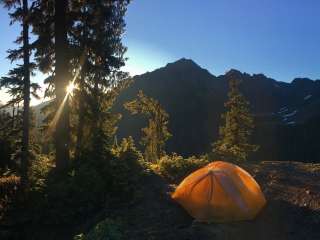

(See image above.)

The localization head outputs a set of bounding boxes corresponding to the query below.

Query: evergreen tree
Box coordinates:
[0,110,15,170]
[124,90,171,162]
[1,0,40,185]
[31,0,130,164]
[212,74,258,162]
[21,0,31,186]
[30,0,74,169]
[69,0,130,159]
[0,108,22,171]
[54,0,70,169]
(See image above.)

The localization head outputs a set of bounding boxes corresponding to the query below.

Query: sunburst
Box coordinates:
[66,82,76,95]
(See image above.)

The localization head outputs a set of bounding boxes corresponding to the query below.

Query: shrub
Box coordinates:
[110,137,146,201]
[34,137,146,225]
[0,174,20,195]
[29,154,54,191]
[74,218,123,240]
[157,153,209,182]
[37,157,113,224]
[0,174,20,218]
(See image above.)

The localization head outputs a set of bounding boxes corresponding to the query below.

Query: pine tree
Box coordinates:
[124,90,171,162]
[30,0,73,169]
[0,109,15,170]
[1,0,40,186]
[31,0,130,164]
[54,0,70,169]
[21,0,31,186]
[69,0,130,159]
[212,73,258,162]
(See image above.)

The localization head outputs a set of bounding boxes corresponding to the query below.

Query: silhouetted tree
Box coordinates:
[31,0,130,164]
[0,109,19,170]
[54,0,70,169]
[125,90,171,162]
[1,0,40,185]
[69,0,130,159]
[30,0,72,170]
[212,76,258,162]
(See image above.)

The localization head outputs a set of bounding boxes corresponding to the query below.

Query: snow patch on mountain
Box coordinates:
[283,110,297,118]
[304,94,312,100]
[278,107,288,114]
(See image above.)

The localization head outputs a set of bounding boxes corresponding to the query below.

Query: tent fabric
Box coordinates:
[171,161,266,222]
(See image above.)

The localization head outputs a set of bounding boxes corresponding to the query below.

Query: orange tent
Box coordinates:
[172,161,266,222]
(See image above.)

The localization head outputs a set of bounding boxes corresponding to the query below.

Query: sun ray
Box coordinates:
[47,50,87,134]
[66,82,76,95]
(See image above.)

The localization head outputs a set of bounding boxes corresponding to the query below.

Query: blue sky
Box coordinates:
[123,0,320,81]
[1,0,320,103]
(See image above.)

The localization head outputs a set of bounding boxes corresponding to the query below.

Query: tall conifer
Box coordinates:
[213,72,258,162]
[125,91,171,162]
[1,0,40,185]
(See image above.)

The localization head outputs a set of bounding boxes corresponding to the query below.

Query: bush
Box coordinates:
[157,153,209,182]
[110,137,146,201]
[33,137,146,225]
[0,174,20,218]
[29,154,54,191]
[41,162,109,224]
[0,174,20,195]
[74,218,123,240]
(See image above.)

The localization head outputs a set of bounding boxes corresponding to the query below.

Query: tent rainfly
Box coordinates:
[172,161,266,222]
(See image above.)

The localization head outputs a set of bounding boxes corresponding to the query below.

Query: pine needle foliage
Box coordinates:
[213,74,258,162]
[124,91,171,162]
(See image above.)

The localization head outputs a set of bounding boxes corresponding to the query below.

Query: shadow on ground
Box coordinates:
[189,200,320,240]
[120,162,320,240]
[1,161,319,240]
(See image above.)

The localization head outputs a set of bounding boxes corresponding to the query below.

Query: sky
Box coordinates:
[1,0,320,104]
[122,0,320,80]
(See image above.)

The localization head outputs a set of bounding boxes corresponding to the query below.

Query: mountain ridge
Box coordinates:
[137,58,320,84]
[114,58,320,162]
[26,58,320,162]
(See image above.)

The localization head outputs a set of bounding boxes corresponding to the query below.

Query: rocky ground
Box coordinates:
[1,161,320,239]
[118,161,320,240]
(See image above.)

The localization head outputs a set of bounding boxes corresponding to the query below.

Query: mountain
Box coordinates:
[114,58,320,162]
[0,101,48,126]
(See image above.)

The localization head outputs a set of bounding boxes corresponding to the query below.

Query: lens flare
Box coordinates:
[47,50,86,135]
[66,82,76,95]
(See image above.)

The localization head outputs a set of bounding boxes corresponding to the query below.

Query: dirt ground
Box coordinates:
[118,161,320,240]
[1,161,319,240]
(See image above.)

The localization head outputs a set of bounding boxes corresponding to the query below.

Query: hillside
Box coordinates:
[114,58,320,162]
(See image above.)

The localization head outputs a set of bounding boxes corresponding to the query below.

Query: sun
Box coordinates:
[66,82,76,95]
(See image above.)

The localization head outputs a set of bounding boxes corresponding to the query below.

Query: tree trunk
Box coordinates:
[54,0,70,170]
[75,73,85,159]
[21,0,30,187]
[75,21,89,160]
[75,18,88,160]
[12,104,15,128]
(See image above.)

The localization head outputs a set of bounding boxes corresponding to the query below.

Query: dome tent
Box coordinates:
[172,161,266,222]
